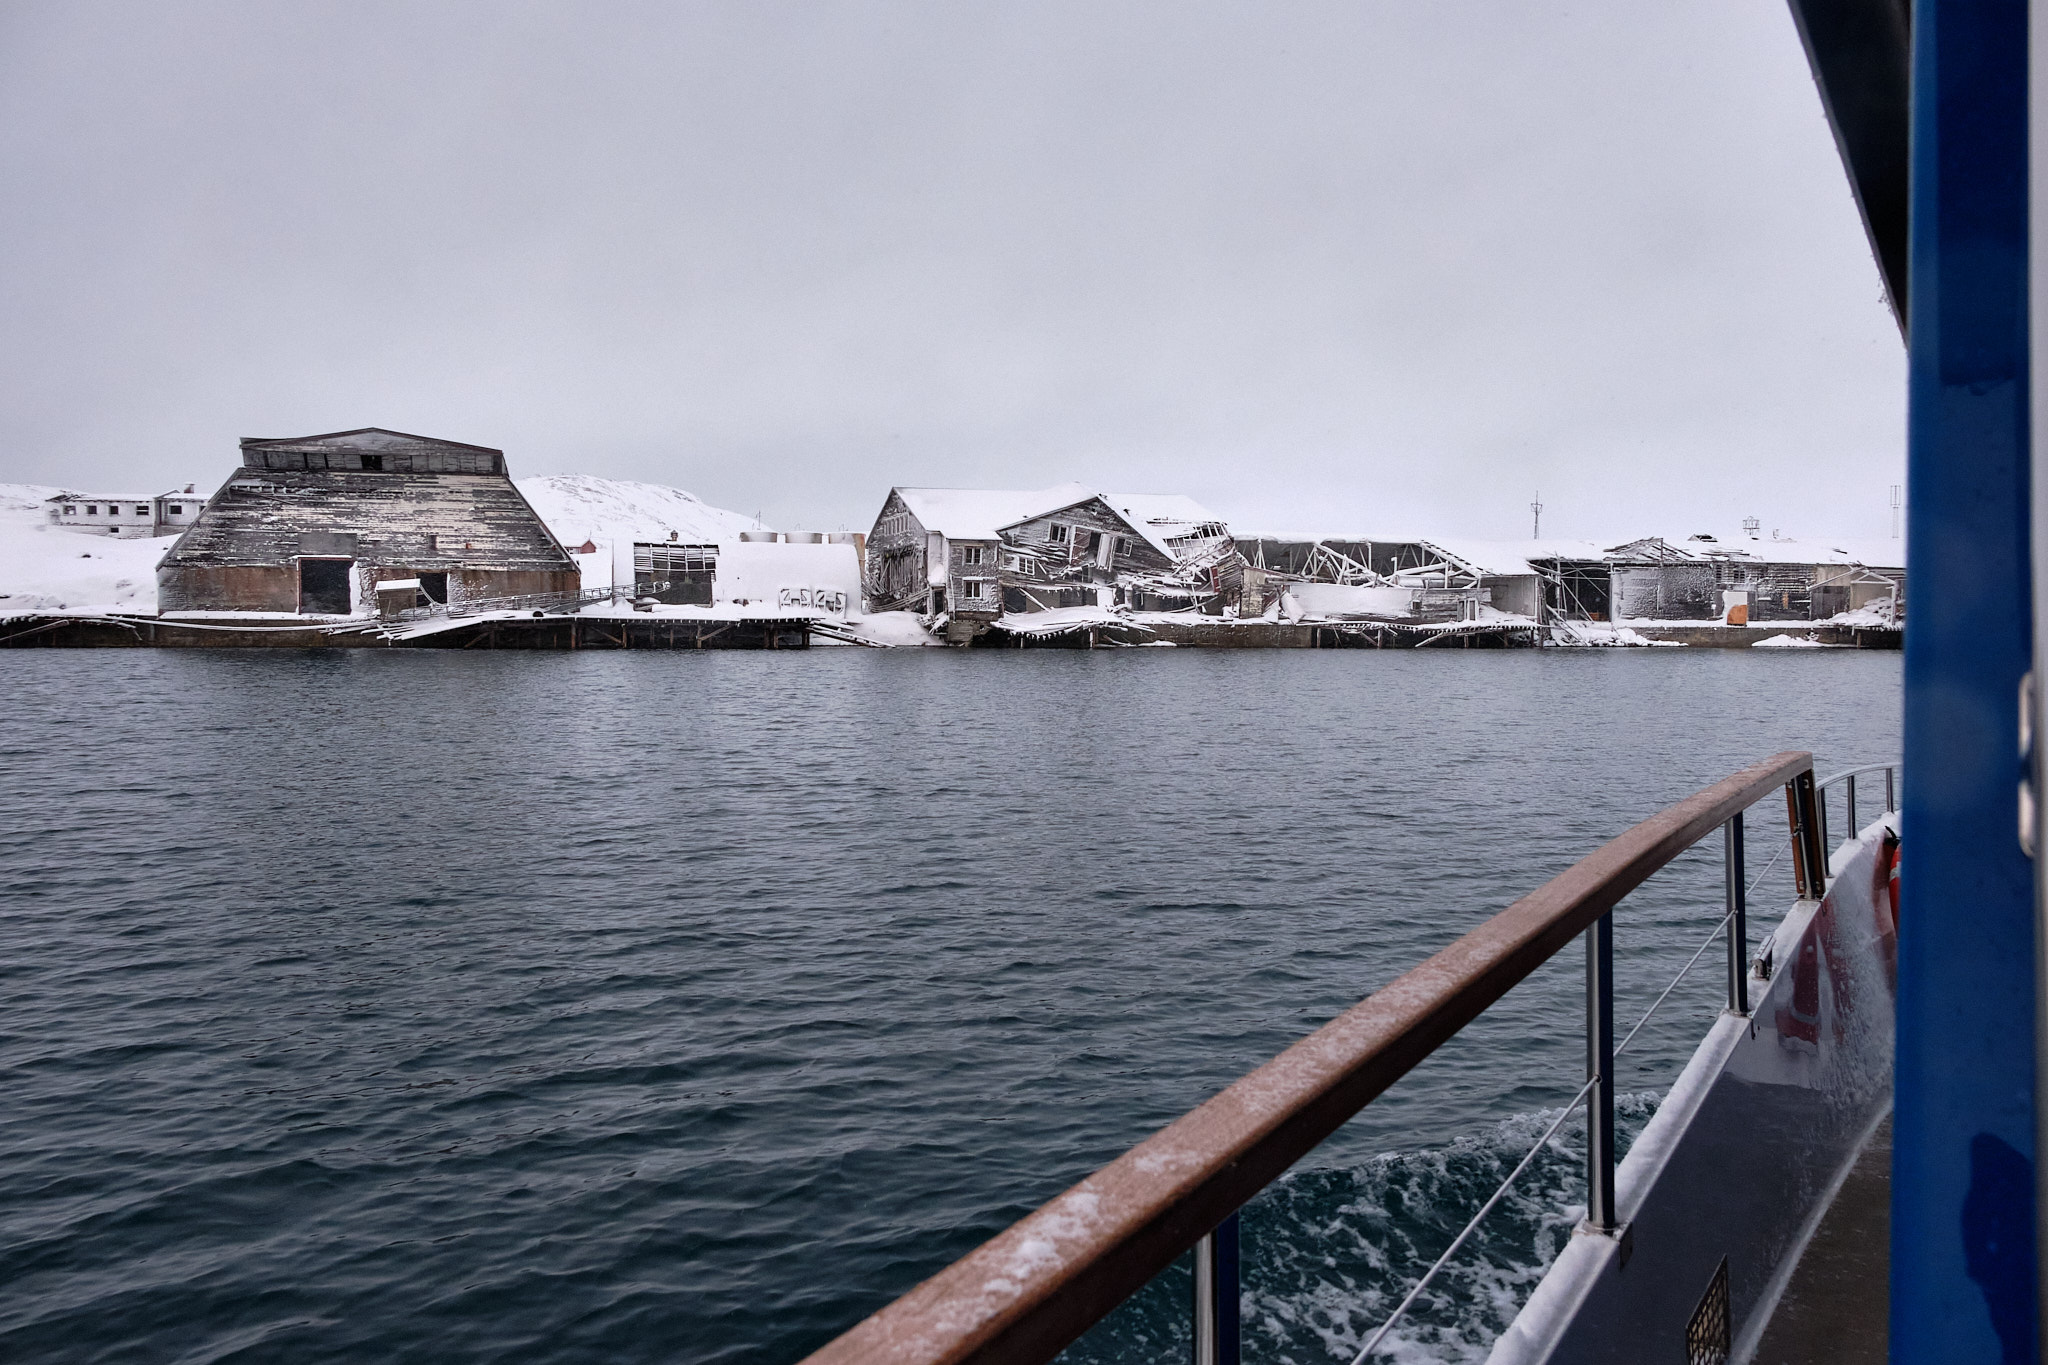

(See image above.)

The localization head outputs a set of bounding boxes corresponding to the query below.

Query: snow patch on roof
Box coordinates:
[893,484,1094,541]
[1103,492,1228,558]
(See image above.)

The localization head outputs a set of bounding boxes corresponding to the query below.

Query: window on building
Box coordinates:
[62,505,75,516]
[360,454,385,471]
[1047,523,1068,543]
[167,505,183,515]
[85,505,98,515]
[958,578,988,601]
[962,545,983,566]
[1114,536,1131,556]
[135,506,149,516]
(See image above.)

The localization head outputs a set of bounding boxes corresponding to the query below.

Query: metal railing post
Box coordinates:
[1725,813,1749,1014]
[1846,773,1858,838]
[1191,1214,1239,1365]
[1819,784,1831,853]
[1585,913,1616,1232]
[1886,765,1896,813]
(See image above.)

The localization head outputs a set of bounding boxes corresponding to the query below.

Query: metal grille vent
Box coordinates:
[1686,1255,1731,1365]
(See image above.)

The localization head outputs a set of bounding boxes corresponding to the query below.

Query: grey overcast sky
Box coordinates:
[0,0,1903,540]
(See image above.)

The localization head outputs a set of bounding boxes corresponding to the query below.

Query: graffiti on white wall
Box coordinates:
[778,586,848,613]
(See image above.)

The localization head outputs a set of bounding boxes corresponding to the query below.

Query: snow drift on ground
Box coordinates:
[992,604,1151,637]
[1285,582,1417,619]
[834,611,943,647]
[1823,599,1901,628]
[1753,633,1837,648]
[0,483,166,615]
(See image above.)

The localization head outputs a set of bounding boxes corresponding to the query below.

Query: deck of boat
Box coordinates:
[1751,1115,1891,1364]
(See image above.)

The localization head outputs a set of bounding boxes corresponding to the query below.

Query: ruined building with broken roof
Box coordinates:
[156,428,578,616]
[864,484,1244,643]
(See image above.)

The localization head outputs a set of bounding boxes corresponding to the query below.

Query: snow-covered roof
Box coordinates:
[516,474,769,547]
[893,485,1230,555]
[892,483,1094,541]
[1639,531,1905,568]
[1418,537,1615,576]
[1103,492,1230,558]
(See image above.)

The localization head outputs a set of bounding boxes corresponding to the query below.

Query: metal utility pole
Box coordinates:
[1531,491,1543,539]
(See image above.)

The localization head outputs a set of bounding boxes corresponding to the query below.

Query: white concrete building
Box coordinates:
[46,485,205,538]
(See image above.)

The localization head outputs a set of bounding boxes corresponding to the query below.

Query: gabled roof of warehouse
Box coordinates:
[240,427,505,455]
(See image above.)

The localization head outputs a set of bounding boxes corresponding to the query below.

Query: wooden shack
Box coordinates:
[156,429,577,615]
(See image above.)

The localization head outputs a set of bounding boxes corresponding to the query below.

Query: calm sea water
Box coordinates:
[0,648,1900,1364]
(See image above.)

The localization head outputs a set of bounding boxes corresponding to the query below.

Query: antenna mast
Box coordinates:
[1890,484,1902,538]
[1530,491,1543,539]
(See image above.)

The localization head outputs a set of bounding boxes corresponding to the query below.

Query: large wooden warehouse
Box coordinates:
[156,428,578,615]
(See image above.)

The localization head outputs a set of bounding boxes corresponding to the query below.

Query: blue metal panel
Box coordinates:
[1895,1,2037,1359]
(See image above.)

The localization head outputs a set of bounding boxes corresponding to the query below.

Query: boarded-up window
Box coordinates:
[298,558,352,614]
[418,572,449,605]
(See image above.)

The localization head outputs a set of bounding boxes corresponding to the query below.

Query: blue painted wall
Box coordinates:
[1894,1,2036,1359]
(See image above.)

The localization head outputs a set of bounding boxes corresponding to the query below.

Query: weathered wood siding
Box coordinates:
[158,430,576,613]
[1005,498,1176,579]
[865,491,931,612]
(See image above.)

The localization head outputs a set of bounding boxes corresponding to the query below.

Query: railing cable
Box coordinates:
[1614,907,1736,1060]
[1349,1076,1598,1365]
[1354,899,1744,1358]
[1745,840,1787,899]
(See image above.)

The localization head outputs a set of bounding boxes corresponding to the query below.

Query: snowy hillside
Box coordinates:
[516,474,772,594]
[516,475,768,547]
[0,482,166,615]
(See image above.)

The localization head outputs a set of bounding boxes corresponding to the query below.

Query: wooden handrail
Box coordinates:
[800,751,1815,1365]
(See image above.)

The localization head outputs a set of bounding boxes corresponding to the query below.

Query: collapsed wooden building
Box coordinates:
[864,484,1243,642]
[156,429,578,615]
[1244,531,1905,627]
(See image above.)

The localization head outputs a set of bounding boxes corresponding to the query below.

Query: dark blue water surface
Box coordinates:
[0,648,1900,1364]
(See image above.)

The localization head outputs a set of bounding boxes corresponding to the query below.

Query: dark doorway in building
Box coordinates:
[298,558,353,614]
[418,572,449,605]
